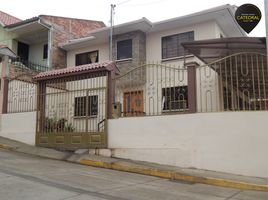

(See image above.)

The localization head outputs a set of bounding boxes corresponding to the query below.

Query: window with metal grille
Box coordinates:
[75,50,99,66]
[162,31,194,59]
[74,95,98,117]
[162,86,188,111]
[117,39,132,60]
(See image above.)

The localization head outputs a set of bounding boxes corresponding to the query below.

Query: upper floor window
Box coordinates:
[75,50,99,66]
[117,39,132,60]
[162,31,194,59]
[43,44,48,59]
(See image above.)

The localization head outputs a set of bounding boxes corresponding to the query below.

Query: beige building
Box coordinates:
[61,4,246,116]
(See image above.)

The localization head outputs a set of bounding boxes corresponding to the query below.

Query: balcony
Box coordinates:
[11,58,49,72]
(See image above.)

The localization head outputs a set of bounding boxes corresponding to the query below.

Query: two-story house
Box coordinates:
[60,4,246,116]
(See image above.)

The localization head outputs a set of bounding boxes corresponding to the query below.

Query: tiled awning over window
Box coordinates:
[33,61,119,81]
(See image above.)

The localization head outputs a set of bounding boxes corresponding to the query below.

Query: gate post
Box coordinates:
[107,69,116,119]
[0,55,9,114]
[186,62,198,113]
[36,81,46,135]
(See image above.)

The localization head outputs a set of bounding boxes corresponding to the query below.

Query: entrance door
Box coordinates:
[123,91,144,116]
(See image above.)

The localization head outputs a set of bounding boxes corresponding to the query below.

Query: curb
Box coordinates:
[79,159,268,192]
[1,142,268,192]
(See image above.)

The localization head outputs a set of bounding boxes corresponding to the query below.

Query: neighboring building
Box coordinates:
[0,11,105,70]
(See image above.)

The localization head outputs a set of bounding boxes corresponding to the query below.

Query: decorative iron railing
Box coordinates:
[10,58,49,72]
[7,59,51,113]
[6,52,268,117]
[114,63,189,117]
[197,52,268,112]
[37,73,108,134]
[114,52,268,117]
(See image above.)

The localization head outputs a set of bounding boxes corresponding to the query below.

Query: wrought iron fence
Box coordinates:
[197,52,268,112]
[37,72,108,134]
[7,61,48,113]
[114,63,189,117]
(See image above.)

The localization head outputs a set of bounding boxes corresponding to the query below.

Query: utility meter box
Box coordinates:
[112,102,121,118]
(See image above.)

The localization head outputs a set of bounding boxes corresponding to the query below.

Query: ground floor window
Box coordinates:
[162,86,188,111]
[74,95,98,117]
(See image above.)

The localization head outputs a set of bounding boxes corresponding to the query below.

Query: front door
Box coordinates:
[123,91,144,116]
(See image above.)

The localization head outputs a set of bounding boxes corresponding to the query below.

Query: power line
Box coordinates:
[120,0,165,7]
[117,0,132,6]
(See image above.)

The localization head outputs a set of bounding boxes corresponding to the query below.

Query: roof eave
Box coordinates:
[60,18,153,50]
[0,46,17,58]
[4,17,39,30]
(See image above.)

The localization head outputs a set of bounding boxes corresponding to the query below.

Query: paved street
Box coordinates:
[0,149,268,200]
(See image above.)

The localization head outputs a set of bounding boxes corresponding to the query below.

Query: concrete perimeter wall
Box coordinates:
[0,112,36,145]
[108,111,268,178]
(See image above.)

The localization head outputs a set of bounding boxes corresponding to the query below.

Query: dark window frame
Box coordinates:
[74,95,98,117]
[17,41,29,62]
[161,31,194,59]
[162,86,188,111]
[117,39,132,60]
[75,50,99,66]
[43,44,48,59]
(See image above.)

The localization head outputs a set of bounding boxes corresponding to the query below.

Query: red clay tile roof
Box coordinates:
[0,10,21,26]
[34,61,118,81]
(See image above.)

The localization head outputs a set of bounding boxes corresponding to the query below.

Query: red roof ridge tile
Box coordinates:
[34,61,117,81]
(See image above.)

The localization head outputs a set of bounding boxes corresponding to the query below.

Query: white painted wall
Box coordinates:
[0,112,36,145]
[108,111,268,178]
[67,43,109,67]
[215,23,226,38]
[29,42,47,66]
[146,20,218,64]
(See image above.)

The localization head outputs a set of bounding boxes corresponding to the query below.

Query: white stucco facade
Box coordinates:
[29,42,48,66]
[108,111,268,178]
[146,21,223,64]
[0,112,36,145]
[67,43,109,67]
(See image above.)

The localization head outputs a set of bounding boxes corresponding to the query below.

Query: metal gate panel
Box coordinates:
[35,67,112,150]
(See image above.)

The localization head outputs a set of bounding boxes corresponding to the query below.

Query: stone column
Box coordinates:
[0,55,9,114]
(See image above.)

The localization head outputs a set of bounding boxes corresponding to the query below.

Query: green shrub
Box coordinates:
[45,117,75,133]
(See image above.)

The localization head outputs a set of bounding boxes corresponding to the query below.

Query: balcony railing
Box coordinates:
[10,58,49,72]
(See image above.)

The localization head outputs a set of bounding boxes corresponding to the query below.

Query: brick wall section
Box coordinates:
[112,30,146,75]
[9,64,39,82]
[40,15,105,69]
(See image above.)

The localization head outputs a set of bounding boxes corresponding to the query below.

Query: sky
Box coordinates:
[1,0,266,37]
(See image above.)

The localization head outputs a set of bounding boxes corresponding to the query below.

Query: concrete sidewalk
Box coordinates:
[1,136,268,192]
